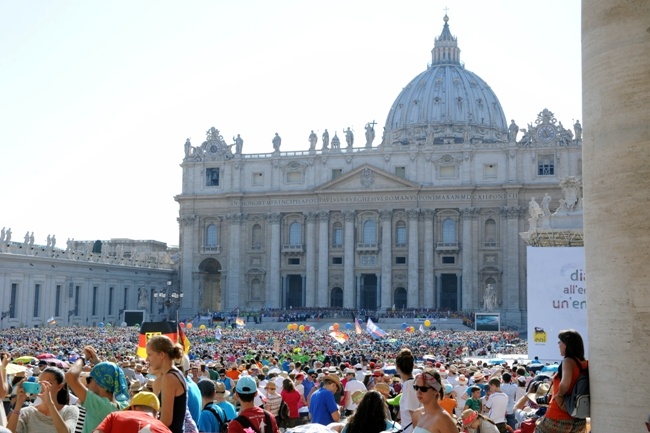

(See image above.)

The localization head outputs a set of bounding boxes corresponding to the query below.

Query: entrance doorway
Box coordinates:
[286,274,303,308]
[198,259,222,312]
[360,274,378,310]
[440,274,458,310]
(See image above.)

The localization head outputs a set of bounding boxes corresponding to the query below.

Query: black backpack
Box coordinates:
[202,403,228,433]
[564,359,590,419]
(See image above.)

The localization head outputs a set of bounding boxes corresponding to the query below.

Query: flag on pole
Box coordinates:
[137,322,178,359]
[215,327,222,341]
[354,318,363,335]
[329,331,349,344]
[178,324,191,355]
[419,324,425,333]
[235,317,245,328]
[366,318,387,338]
[47,316,56,325]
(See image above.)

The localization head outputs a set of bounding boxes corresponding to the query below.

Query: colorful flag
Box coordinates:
[354,318,363,335]
[419,324,425,333]
[46,316,56,325]
[178,324,191,354]
[137,322,178,359]
[215,327,222,341]
[366,318,387,339]
[329,331,349,344]
[235,317,245,327]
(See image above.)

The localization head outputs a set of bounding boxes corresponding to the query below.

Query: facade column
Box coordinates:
[226,213,244,310]
[460,208,478,309]
[317,211,330,307]
[178,215,196,317]
[379,210,393,311]
[502,206,522,322]
[407,208,420,307]
[583,2,650,430]
[305,212,317,307]
[343,210,355,308]
[267,213,281,308]
[423,209,435,308]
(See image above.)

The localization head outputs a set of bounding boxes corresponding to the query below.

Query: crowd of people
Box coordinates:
[0,324,589,433]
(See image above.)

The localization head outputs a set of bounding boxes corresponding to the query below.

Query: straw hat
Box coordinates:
[526,382,550,404]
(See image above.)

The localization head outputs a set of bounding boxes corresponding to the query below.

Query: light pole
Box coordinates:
[154,285,183,322]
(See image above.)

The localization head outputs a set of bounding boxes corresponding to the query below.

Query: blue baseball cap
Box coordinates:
[235,376,257,394]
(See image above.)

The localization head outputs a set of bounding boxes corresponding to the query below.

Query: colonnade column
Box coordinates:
[179,215,196,314]
[317,211,330,307]
[379,210,393,310]
[407,208,420,307]
[226,213,244,309]
[460,208,477,309]
[502,206,521,321]
[343,210,355,308]
[582,1,650,430]
[267,213,281,308]
[305,212,317,307]
[423,209,435,308]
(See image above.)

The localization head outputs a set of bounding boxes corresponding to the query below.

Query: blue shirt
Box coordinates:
[186,378,202,423]
[309,388,338,426]
[216,400,237,421]
[303,379,315,399]
[198,402,226,433]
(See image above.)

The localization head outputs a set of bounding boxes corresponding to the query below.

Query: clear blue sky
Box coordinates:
[0,0,581,247]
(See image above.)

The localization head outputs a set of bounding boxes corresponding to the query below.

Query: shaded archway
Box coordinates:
[394,287,407,309]
[330,287,343,308]
[198,258,222,312]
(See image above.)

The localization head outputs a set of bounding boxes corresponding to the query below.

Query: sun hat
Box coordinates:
[125,391,160,412]
[387,393,402,406]
[457,374,468,385]
[462,409,479,426]
[526,382,550,404]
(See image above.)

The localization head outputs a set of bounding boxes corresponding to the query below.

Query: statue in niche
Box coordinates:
[322,129,329,150]
[541,193,552,216]
[138,287,148,309]
[308,130,317,150]
[272,133,282,151]
[344,127,354,148]
[508,120,519,142]
[483,284,497,311]
[365,122,376,148]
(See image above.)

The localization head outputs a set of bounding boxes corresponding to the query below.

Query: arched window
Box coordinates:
[332,222,343,247]
[251,224,262,249]
[206,224,217,247]
[363,220,376,244]
[289,222,302,245]
[485,219,496,245]
[442,218,456,243]
[395,221,407,246]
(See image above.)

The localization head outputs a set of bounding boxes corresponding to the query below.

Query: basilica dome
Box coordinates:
[383,15,508,145]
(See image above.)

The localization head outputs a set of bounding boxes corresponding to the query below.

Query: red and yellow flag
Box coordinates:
[137,322,180,359]
[177,324,191,355]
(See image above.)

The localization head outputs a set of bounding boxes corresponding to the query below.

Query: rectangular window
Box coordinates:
[332,227,343,247]
[484,164,497,178]
[108,287,114,315]
[395,256,406,264]
[442,256,455,264]
[439,165,457,178]
[252,172,264,186]
[286,171,302,183]
[395,166,406,178]
[33,284,41,317]
[331,169,343,180]
[92,286,98,316]
[288,258,300,265]
[538,156,555,176]
[75,286,80,315]
[55,285,61,317]
[396,226,407,246]
[206,168,220,186]
[10,284,18,318]
[332,257,343,265]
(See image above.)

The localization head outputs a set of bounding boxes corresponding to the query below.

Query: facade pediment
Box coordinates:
[315,164,419,192]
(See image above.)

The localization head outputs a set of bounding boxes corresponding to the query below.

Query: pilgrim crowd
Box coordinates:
[0,325,590,433]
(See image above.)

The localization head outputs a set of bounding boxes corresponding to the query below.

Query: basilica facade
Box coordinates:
[175,16,582,326]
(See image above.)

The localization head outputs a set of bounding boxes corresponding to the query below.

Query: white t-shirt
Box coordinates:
[399,378,420,433]
[344,379,367,411]
[485,391,508,423]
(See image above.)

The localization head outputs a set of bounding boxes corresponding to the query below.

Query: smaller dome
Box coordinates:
[383,16,508,146]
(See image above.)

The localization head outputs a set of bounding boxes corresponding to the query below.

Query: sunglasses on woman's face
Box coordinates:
[413,385,434,392]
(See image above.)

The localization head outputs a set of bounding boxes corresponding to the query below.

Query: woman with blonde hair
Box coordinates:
[146,335,186,433]
[411,370,457,433]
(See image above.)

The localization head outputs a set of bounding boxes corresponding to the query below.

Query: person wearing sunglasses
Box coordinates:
[410,371,457,433]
